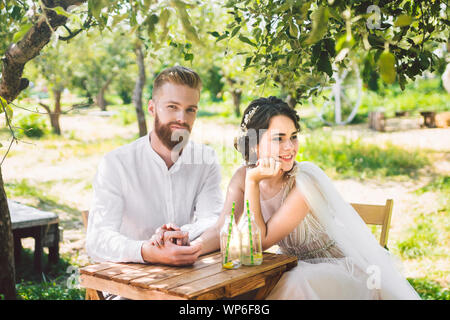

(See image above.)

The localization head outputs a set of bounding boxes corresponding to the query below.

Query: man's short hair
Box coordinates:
[152,66,202,99]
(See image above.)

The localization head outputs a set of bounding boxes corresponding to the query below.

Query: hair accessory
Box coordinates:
[240,105,260,132]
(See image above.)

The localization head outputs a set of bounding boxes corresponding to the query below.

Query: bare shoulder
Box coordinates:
[228,165,247,192]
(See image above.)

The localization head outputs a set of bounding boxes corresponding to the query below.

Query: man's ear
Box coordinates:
[148,100,155,116]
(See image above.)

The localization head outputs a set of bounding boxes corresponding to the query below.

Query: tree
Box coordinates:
[29,40,81,135]
[0,0,201,299]
[218,0,449,102]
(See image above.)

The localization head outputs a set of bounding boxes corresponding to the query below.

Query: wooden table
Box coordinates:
[9,200,61,272]
[80,251,297,300]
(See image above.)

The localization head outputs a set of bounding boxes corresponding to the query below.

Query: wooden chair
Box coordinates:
[351,199,393,249]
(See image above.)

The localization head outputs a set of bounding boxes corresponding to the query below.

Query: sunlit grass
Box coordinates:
[296,132,430,180]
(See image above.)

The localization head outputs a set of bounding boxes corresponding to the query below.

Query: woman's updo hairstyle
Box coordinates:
[234,96,301,165]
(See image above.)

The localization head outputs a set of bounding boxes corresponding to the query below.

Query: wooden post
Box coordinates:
[369,111,385,131]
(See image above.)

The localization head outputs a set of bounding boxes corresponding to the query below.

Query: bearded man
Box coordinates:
[86,66,223,266]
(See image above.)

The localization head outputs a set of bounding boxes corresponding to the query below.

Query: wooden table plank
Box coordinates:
[80,274,187,300]
[80,262,123,276]
[94,266,138,280]
[130,269,187,289]
[224,266,285,298]
[112,253,221,286]
[81,251,298,300]
[169,253,296,299]
[147,263,224,292]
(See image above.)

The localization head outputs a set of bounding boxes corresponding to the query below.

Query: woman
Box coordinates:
[201,96,420,300]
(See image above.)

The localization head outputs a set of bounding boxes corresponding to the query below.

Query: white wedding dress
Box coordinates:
[260,161,420,300]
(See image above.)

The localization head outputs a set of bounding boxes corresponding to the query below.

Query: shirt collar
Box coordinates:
[146,130,193,174]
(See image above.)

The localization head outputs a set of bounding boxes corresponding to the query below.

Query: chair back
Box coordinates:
[351,199,393,248]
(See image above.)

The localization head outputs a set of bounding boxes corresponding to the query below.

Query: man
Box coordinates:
[86,66,223,266]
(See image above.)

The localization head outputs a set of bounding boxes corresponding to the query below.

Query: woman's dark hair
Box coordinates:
[234,96,301,164]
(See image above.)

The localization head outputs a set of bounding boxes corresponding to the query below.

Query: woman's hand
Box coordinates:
[246,157,282,184]
[150,223,189,247]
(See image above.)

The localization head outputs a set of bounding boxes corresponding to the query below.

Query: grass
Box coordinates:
[396,213,442,259]
[407,278,450,300]
[296,132,430,180]
[15,249,85,300]
[5,179,80,216]
[415,176,450,195]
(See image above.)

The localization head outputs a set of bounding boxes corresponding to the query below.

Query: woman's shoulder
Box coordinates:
[228,165,247,191]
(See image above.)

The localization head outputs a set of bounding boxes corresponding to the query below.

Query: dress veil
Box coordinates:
[294,161,420,299]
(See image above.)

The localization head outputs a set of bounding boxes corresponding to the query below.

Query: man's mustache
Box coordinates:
[167,121,190,131]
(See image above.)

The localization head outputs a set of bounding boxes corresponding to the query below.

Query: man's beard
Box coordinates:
[154,113,191,151]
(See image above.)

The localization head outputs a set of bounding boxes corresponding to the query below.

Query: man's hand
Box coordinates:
[149,223,189,247]
[141,231,202,266]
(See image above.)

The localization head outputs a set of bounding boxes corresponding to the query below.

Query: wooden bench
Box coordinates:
[9,200,61,273]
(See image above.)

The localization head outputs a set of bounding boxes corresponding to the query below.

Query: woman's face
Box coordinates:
[257,115,299,172]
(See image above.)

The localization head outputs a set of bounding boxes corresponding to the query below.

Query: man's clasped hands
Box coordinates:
[140,223,202,266]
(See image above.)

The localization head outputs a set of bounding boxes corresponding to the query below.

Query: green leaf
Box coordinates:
[306,6,329,45]
[335,34,355,52]
[88,0,107,23]
[209,31,220,37]
[52,6,70,18]
[12,23,32,43]
[238,35,256,47]
[0,96,13,121]
[317,51,332,77]
[323,38,336,57]
[244,56,252,68]
[184,53,194,61]
[231,26,241,38]
[255,77,267,86]
[289,20,298,38]
[378,51,397,84]
[171,0,200,44]
[395,14,413,27]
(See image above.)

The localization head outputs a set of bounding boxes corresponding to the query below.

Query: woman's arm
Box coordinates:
[192,166,246,255]
[245,159,310,250]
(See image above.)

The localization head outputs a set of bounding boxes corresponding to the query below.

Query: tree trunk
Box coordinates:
[286,94,297,109]
[50,88,62,135]
[39,92,62,135]
[0,1,87,301]
[231,89,242,117]
[0,166,16,300]
[96,78,112,111]
[133,42,147,137]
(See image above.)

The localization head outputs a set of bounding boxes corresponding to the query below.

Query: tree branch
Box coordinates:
[38,102,51,114]
[0,0,87,103]
[59,25,84,41]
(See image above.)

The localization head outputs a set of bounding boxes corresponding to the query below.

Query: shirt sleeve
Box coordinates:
[180,148,223,241]
[86,154,145,263]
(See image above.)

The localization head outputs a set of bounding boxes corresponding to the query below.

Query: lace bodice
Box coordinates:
[260,180,343,260]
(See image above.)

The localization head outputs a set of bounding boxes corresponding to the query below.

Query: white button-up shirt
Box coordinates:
[86,132,223,263]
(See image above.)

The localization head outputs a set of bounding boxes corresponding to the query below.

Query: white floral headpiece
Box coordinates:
[240,105,260,134]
